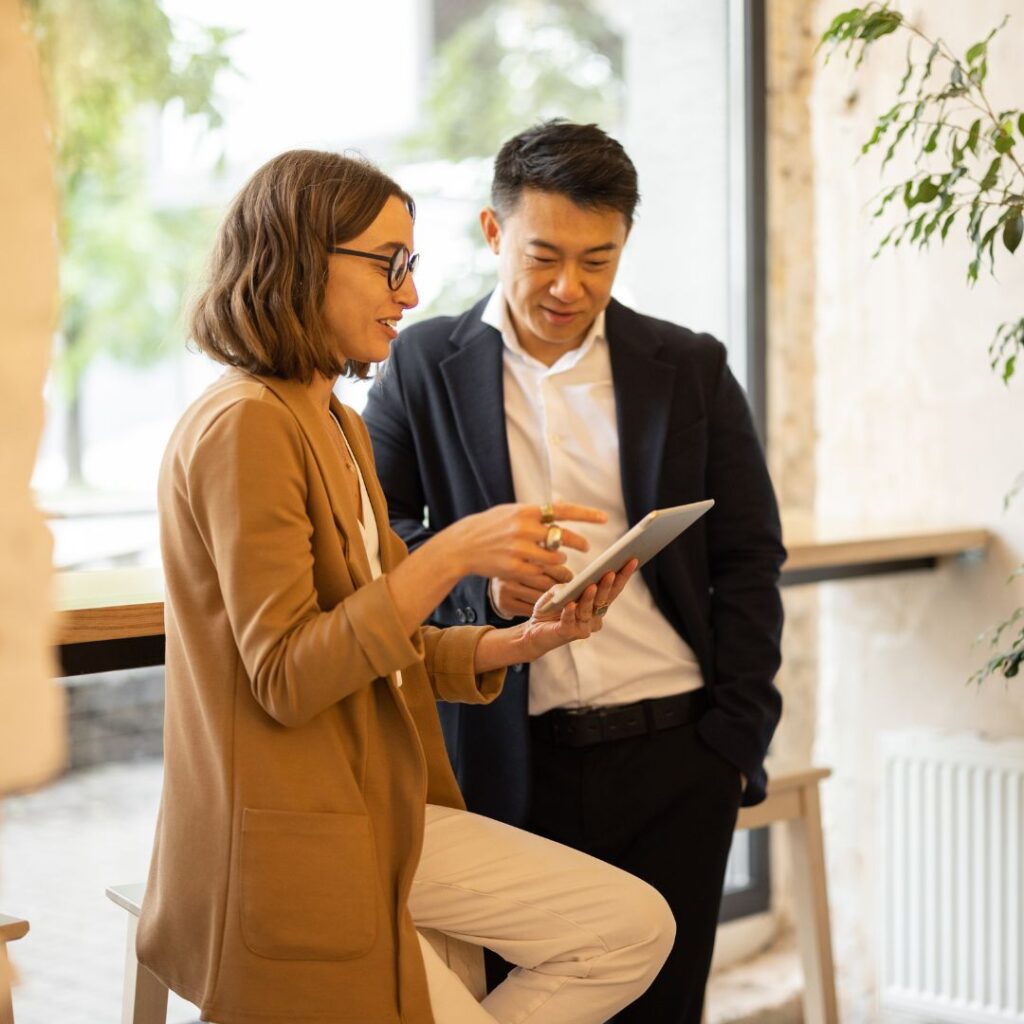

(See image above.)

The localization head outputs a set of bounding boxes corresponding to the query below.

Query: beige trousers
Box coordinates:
[411,804,676,1024]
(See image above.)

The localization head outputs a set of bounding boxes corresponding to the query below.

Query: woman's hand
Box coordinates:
[519,559,639,659]
[387,502,607,639]
[439,502,607,582]
[473,559,638,673]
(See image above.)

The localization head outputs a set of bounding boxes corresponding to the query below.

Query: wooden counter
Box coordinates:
[778,516,988,586]
[55,567,165,646]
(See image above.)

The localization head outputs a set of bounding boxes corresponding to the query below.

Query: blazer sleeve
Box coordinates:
[420,624,505,704]
[185,396,426,728]
[364,349,494,628]
[694,347,786,805]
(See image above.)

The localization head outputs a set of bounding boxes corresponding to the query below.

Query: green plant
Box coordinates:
[818,4,1023,682]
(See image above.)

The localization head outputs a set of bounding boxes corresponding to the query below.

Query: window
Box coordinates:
[35,0,766,566]
[14,3,771,1018]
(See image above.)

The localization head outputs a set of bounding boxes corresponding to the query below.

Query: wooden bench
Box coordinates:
[109,768,837,1024]
[0,914,30,1024]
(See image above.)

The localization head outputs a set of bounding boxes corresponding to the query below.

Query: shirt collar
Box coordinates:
[482,284,606,373]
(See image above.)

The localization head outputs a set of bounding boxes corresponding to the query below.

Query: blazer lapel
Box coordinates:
[606,301,677,529]
[254,374,374,589]
[439,307,516,508]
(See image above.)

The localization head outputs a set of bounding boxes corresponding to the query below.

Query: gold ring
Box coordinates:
[541,525,563,551]
[595,605,609,616]
[540,503,556,524]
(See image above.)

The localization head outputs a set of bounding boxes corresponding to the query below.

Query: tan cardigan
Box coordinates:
[137,369,504,1024]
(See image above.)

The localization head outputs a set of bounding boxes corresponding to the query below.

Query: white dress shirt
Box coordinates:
[482,287,704,715]
[332,412,402,689]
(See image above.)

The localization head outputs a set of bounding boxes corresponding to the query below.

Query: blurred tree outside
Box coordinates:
[403,0,624,318]
[23,0,235,487]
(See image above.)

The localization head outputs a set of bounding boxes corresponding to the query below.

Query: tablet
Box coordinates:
[534,499,714,617]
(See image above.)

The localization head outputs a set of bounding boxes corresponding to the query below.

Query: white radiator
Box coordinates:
[880,732,1024,1023]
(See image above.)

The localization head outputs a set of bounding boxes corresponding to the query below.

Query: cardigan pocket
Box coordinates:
[240,808,378,961]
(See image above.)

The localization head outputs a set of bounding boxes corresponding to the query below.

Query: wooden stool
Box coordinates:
[106,885,167,1024]
[704,767,838,1024]
[0,914,30,1024]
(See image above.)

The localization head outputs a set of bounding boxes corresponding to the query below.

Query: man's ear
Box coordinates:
[479,207,502,253]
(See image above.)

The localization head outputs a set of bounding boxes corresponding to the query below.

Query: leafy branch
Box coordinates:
[819,4,1023,382]
[972,602,1024,682]
[819,5,1023,687]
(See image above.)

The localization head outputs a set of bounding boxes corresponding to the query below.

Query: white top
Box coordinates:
[482,286,703,715]
[331,412,402,689]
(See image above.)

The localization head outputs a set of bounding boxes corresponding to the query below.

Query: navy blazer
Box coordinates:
[364,295,785,822]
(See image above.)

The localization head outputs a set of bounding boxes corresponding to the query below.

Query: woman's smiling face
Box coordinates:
[321,195,419,366]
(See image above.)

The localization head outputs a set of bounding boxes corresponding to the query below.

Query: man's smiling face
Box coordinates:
[480,188,629,365]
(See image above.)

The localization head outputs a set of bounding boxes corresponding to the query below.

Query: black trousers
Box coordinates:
[519,716,743,1024]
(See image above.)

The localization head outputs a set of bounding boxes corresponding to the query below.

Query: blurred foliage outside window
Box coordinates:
[408,0,621,161]
[27,0,623,503]
[402,0,623,319]
[25,0,236,489]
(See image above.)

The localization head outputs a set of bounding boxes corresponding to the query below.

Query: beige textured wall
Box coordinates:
[766,0,821,765]
[767,0,818,518]
[0,1,63,790]
[764,0,821,943]
[810,1,1024,1017]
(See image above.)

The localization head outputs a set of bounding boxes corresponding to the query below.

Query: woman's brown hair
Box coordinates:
[190,149,413,381]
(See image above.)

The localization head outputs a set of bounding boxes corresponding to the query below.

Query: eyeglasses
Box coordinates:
[327,244,420,290]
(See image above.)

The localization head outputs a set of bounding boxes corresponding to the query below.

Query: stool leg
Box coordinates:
[121,914,167,1024]
[787,784,839,1024]
[1,941,14,1024]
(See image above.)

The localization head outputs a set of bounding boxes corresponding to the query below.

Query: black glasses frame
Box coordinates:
[327,244,419,290]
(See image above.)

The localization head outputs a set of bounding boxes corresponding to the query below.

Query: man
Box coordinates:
[364,120,785,1024]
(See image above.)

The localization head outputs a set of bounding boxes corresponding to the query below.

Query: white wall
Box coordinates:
[811,1,1024,1016]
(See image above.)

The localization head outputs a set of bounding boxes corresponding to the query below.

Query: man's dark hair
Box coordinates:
[491,120,640,226]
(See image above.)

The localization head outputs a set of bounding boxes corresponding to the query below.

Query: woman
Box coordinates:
[137,149,674,1024]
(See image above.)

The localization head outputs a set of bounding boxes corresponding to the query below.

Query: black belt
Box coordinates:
[530,689,708,748]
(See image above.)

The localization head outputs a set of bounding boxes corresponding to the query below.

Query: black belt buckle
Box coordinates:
[559,710,599,747]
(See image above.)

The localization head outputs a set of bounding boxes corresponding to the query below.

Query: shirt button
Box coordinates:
[455,609,467,624]
[466,607,477,623]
